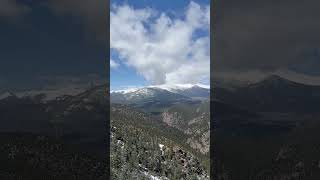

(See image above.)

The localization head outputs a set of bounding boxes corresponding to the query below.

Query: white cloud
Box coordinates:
[110,59,119,69]
[111,1,210,85]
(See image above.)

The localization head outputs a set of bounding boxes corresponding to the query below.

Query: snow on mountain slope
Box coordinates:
[0,91,15,100]
[149,84,210,92]
[111,84,209,94]
[110,84,210,104]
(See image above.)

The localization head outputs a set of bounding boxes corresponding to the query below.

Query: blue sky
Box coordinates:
[110,0,210,13]
[110,0,210,90]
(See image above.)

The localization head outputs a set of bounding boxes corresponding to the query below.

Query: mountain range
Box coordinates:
[213,75,320,113]
[3,74,320,179]
[0,85,108,153]
[111,84,209,111]
[213,75,320,180]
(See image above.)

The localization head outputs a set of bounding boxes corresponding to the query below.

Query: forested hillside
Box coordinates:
[110,104,209,180]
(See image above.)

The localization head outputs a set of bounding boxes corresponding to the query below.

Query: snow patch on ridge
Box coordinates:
[111,88,140,94]
[111,84,209,94]
[0,91,15,100]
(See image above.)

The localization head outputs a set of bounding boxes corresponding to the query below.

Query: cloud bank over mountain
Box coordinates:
[111,1,210,85]
[0,0,107,90]
[214,0,320,84]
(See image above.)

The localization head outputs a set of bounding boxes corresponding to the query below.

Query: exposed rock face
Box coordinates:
[161,102,210,155]
[187,130,210,154]
[161,109,178,127]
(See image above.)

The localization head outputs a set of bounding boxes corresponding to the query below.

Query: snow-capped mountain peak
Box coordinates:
[111,88,140,94]
[149,83,209,92]
[111,84,210,94]
[0,91,16,100]
[110,84,210,104]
